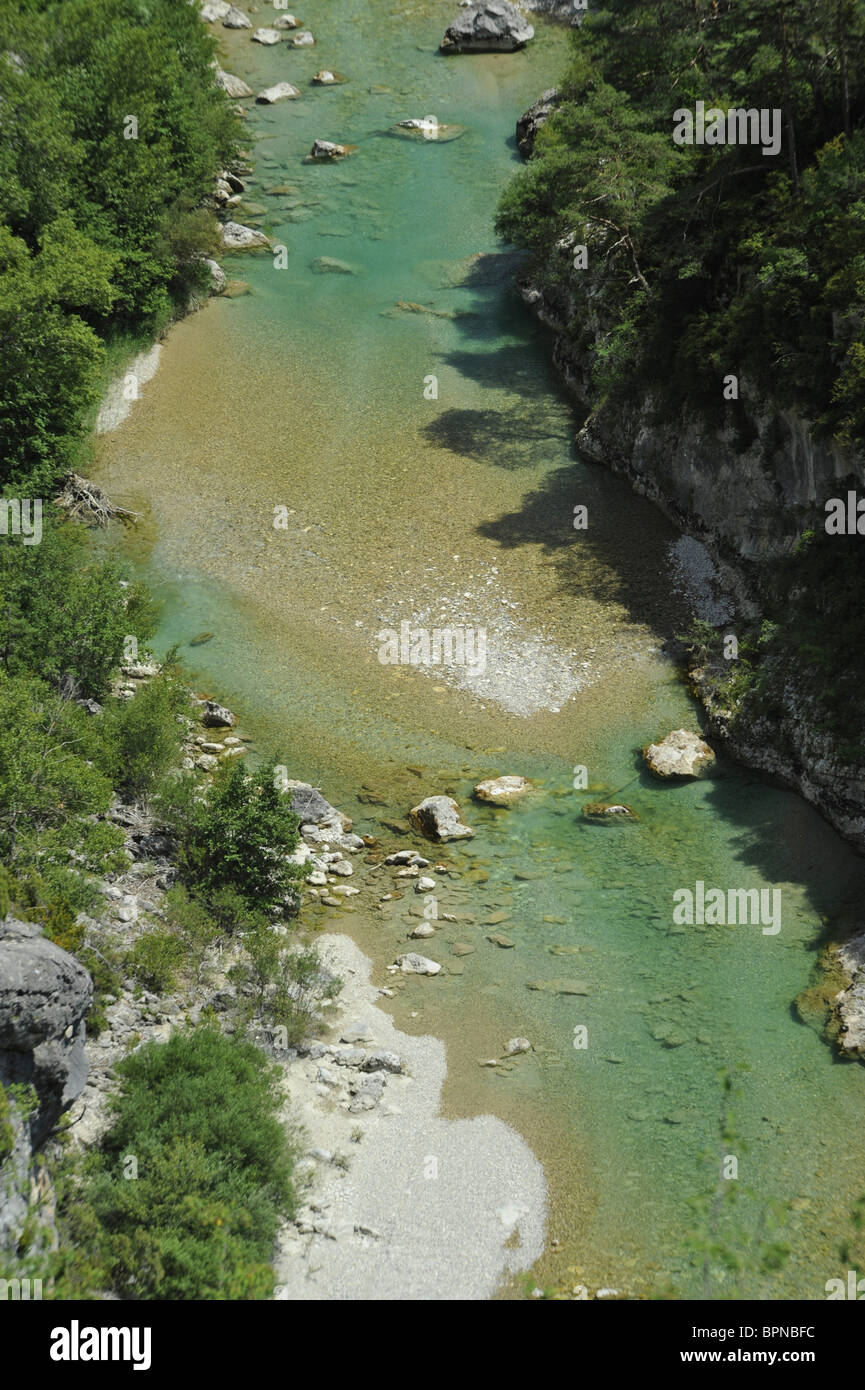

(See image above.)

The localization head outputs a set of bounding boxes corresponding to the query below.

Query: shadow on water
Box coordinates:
[436,261,865,945]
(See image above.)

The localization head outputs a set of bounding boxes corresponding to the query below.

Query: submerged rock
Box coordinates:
[440,2,534,53]
[390,119,467,142]
[409,795,475,842]
[582,802,639,823]
[313,70,346,84]
[310,256,357,275]
[289,30,316,46]
[473,775,530,806]
[643,729,715,778]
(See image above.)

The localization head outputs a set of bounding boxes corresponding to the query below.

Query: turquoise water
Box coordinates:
[95,1,865,1297]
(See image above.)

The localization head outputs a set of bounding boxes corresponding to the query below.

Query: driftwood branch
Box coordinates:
[54,472,139,527]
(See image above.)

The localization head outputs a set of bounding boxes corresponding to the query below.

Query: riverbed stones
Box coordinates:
[385,850,430,867]
[274,13,301,27]
[505,1037,532,1055]
[643,729,715,779]
[256,83,301,104]
[394,953,441,975]
[409,922,435,939]
[409,795,474,842]
[526,978,590,995]
[473,775,530,806]
[440,2,534,52]
[252,27,282,44]
[313,70,346,84]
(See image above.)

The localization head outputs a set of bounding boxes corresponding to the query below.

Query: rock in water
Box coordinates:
[395,953,441,975]
[221,221,271,249]
[643,729,715,778]
[256,83,301,104]
[835,932,865,1056]
[409,795,475,841]
[252,27,282,44]
[222,5,252,29]
[308,139,353,160]
[504,1037,532,1055]
[311,256,357,275]
[473,775,530,806]
[200,0,231,18]
[440,2,534,53]
[214,68,253,98]
[516,89,561,158]
[200,699,236,728]
[582,802,639,822]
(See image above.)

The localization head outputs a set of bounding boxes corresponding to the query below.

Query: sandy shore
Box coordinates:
[273,932,548,1300]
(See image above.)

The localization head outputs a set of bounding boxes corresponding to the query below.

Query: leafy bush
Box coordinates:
[159,760,304,913]
[101,650,191,798]
[54,1028,295,1299]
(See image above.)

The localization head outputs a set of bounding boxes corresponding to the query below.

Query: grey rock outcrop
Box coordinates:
[0,919,92,1146]
[516,88,561,157]
[441,3,534,52]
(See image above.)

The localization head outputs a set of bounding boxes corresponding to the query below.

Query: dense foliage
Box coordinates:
[0,0,239,493]
[52,1029,295,1299]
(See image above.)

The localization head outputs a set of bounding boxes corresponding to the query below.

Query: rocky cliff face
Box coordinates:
[0,918,92,1252]
[514,101,865,854]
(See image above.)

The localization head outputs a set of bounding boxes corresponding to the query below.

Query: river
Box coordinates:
[94,0,865,1299]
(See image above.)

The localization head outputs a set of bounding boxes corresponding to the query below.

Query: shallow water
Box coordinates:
[95,0,865,1298]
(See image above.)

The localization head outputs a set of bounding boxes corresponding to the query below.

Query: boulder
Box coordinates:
[516,88,561,158]
[518,0,585,19]
[473,775,530,806]
[308,139,352,160]
[274,14,301,28]
[289,30,315,46]
[252,27,282,44]
[214,68,253,99]
[313,70,346,84]
[201,1,232,20]
[222,6,252,29]
[283,780,344,827]
[409,795,475,842]
[440,2,534,53]
[221,221,270,250]
[643,729,715,779]
[256,82,301,103]
[200,699,237,727]
[504,1037,532,1055]
[0,919,92,1146]
[395,953,441,976]
[409,922,435,939]
[390,119,467,142]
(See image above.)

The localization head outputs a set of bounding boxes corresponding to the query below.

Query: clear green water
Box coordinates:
[95,0,865,1298]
